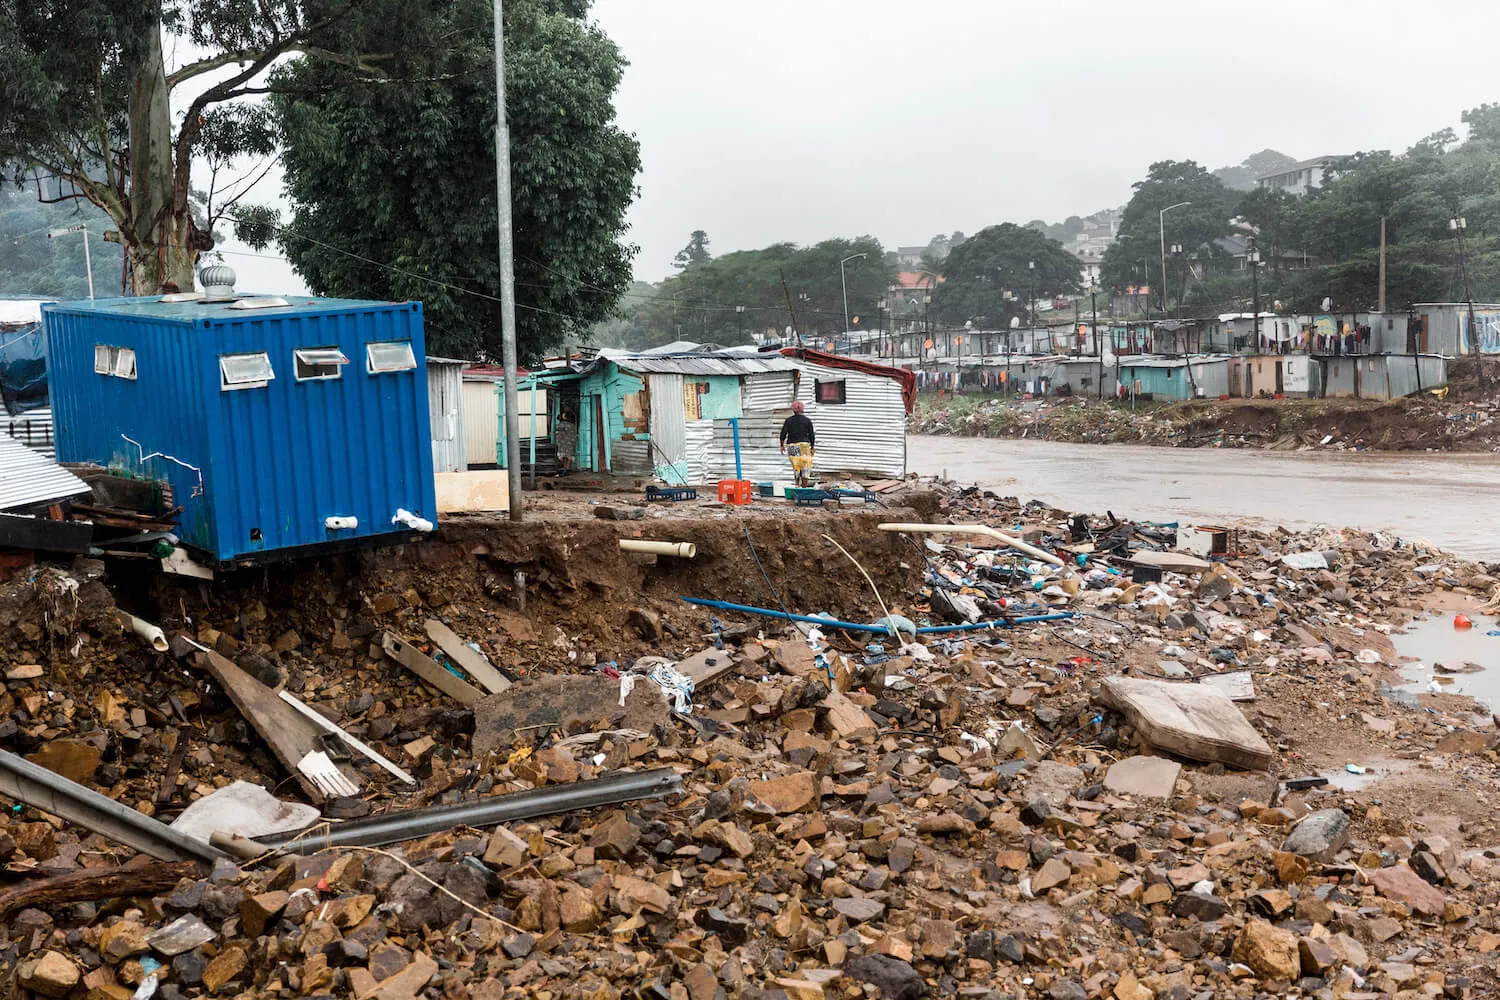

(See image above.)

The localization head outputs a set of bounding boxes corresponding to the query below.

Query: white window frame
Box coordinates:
[293,347,350,382]
[366,340,417,374]
[94,345,137,381]
[220,351,275,391]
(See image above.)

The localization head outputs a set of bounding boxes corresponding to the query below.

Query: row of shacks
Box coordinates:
[498,347,916,484]
[3,295,915,569]
[910,351,1450,402]
[856,304,1494,401]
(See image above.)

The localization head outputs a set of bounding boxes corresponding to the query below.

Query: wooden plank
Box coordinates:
[1128,550,1213,572]
[381,632,483,706]
[435,470,510,513]
[676,647,739,690]
[194,649,360,803]
[424,619,511,694]
[1098,676,1272,770]
[0,513,92,554]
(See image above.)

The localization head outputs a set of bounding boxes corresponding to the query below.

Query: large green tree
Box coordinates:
[0,0,390,294]
[243,0,639,359]
[672,230,711,271]
[932,223,1080,327]
[1101,160,1238,307]
[605,237,893,348]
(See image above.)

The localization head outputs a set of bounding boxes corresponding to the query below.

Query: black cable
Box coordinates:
[739,520,795,626]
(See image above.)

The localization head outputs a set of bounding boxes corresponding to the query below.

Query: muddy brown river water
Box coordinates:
[908,435,1500,561]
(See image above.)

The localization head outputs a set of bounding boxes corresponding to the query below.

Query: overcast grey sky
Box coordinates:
[594,0,1500,281]
[223,0,1500,294]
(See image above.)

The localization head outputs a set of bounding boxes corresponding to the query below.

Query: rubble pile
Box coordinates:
[1,483,1499,1000]
[913,391,1500,453]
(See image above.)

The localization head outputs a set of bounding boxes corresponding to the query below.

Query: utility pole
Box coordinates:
[492,0,523,521]
[1091,277,1101,399]
[1451,216,1485,386]
[1249,247,1262,349]
[1377,216,1387,315]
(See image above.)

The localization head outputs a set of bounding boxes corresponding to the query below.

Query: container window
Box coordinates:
[220,352,274,390]
[814,379,847,404]
[367,340,416,374]
[94,345,136,380]
[294,347,350,381]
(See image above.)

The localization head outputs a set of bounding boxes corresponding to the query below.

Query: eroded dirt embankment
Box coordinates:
[120,507,929,678]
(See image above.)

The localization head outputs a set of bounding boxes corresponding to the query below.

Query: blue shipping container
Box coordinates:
[44,295,437,565]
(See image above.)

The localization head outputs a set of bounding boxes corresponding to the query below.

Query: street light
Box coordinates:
[840,253,867,335]
[48,225,94,300]
[1159,201,1191,313]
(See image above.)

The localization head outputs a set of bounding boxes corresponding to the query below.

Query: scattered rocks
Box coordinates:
[1281,808,1350,862]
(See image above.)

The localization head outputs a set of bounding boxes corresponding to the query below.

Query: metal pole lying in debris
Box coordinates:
[878,521,1065,568]
[247,767,682,853]
[680,597,1074,635]
[0,749,221,863]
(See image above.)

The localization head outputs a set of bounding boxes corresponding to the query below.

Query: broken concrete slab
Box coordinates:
[1103,755,1182,799]
[1097,676,1273,770]
[472,673,669,757]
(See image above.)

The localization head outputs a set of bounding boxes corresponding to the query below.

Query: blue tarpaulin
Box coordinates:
[0,321,47,415]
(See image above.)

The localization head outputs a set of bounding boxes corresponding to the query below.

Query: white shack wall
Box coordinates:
[462,381,500,467]
[646,373,689,482]
[427,362,467,473]
[793,362,907,478]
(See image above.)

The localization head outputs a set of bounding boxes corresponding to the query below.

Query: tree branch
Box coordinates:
[166,49,270,88]
[169,0,372,221]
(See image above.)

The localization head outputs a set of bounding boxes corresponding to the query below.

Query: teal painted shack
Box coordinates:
[1117,356,1230,401]
[519,348,912,482]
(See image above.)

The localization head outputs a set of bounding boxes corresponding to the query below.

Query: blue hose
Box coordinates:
[679,596,1073,635]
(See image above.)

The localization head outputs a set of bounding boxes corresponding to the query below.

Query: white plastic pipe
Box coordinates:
[325,515,358,530]
[392,508,434,532]
[878,522,1065,568]
[122,613,169,653]
[619,539,697,558]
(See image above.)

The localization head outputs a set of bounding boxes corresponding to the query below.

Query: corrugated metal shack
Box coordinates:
[1322,354,1448,400]
[1410,303,1500,355]
[44,295,438,566]
[426,357,468,473]
[1118,356,1232,401]
[531,348,913,483]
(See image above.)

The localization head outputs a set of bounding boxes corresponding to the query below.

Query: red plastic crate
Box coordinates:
[717,479,753,504]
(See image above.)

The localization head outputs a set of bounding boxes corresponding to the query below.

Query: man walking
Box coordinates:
[779,400,816,486]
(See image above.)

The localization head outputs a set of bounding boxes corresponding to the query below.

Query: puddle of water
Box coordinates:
[1393,613,1500,710]
[1321,759,1415,791]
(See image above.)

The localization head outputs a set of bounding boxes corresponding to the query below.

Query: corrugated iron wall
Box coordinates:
[794,362,906,478]
[427,362,466,473]
[647,374,688,483]
[0,435,87,511]
[741,371,795,410]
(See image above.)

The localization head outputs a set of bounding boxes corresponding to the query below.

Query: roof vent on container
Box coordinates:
[198,257,238,301]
